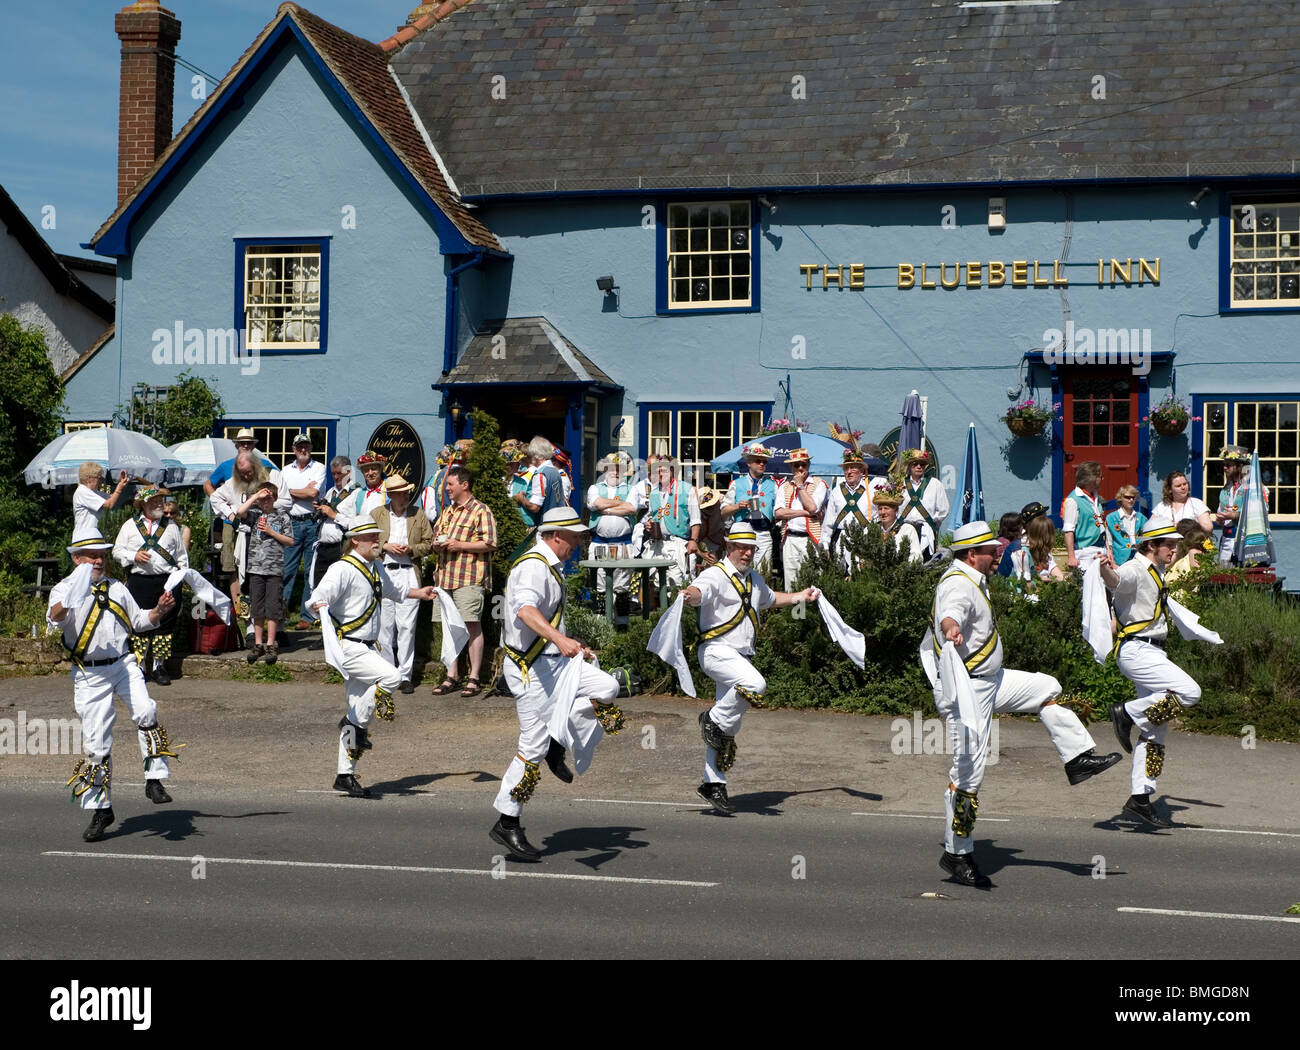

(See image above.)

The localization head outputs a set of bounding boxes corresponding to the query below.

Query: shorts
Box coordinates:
[249,573,284,623]
[431,584,486,623]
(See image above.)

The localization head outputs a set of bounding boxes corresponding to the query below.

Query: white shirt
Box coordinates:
[932,559,1003,677]
[586,478,645,539]
[280,458,327,517]
[385,513,412,568]
[890,521,930,563]
[902,476,949,531]
[72,484,108,532]
[1108,551,1168,642]
[1061,486,1106,534]
[210,469,292,521]
[112,515,189,576]
[348,485,388,524]
[1148,497,1211,529]
[312,555,407,643]
[775,477,828,535]
[693,556,776,656]
[504,540,566,658]
[318,483,357,545]
[820,479,872,551]
[48,575,153,662]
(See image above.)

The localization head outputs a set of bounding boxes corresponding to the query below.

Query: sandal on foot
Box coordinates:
[460,677,483,697]
[430,678,461,695]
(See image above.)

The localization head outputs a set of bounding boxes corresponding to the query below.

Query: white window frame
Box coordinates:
[1228,200,1300,309]
[665,201,754,310]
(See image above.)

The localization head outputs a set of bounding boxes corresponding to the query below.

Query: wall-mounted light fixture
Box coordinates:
[1189,186,1211,208]
[596,275,618,296]
[988,197,1006,231]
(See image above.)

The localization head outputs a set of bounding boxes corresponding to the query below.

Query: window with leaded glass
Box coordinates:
[665,202,754,310]
[1229,201,1300,309]
[1196,396,1298,523]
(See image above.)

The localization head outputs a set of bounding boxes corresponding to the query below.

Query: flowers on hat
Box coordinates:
[873,481,903,507]
[841,448,866,469]
[357,450,387,467]
[901,448,931,465]
[742,443,773,459]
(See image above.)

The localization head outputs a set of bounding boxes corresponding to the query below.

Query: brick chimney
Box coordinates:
[115,0,182,206]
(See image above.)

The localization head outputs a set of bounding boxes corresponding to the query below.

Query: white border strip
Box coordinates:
[852,812,1010,822]
[1181,827,1300,839]
[42,851,716,888]
[1118,907,1300,925]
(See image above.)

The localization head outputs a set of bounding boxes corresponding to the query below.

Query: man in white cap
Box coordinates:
[925,522,1121,888]
[680,522,820,815]
[722,443,778,574]
[311,520,438,797]
[1099,522,1206,828]
[112,486,188,685]
[48,528,183,842]
[773,447,827,589]
[491,508,625,861]
[370,474,434,693]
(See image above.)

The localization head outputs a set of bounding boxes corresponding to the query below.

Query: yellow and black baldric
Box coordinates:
[134,518,177,568]
[331,554,382,638]
[1112,563,1168,657]
[66,582,133,668]
[930,570,1000,674]
[699,565,759,644]
[503,552,567,680]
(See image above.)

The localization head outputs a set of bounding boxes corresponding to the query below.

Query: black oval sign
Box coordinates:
[365,418,425,489]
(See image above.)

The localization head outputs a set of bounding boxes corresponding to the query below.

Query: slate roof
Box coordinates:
[440,317,619,386]
[92,3,500,253]
[386,0,1300,195]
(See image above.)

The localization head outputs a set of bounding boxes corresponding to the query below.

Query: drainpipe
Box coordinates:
[444,249,485,377]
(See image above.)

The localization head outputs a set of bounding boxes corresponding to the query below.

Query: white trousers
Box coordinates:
[698,642,767,785]
[1117,640,1202,796]
[782,533,813,590]
[643,535,690,587]
[752,530,773,576]
[933,667,1091,854]
[594,538,634,594]
[494,654,619,817]
[337,638,402,774]
[377,565,419,681]
[71,654,169,811]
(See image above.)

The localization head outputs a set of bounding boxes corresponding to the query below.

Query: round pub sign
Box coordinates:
[365,418,425,488]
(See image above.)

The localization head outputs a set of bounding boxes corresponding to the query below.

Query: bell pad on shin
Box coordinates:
[1144,740,1166,779]
[736,685,767,710]
[716,737,737,773]
[374,687,397,722]
[592,701,625,734]
[1146,691,1182,726]
[140,723,184,770]
[951,788,979,838]
[67,756,111,803]
[510,759,542,804]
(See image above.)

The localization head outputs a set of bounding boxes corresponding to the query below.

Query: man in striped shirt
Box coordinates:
[430,466,498,697]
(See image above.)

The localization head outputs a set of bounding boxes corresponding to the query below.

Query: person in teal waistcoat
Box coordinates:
[721,443,778,574]
[1105,484,1147,566]
[1061,460,1111,569]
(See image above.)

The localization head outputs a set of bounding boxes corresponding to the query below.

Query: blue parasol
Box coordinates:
[946,422,986,531]
[709,431,887,476]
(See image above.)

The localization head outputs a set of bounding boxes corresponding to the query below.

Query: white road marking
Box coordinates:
[42,851,717,887]
[1181,827,1300,839]
[1118,907,1300,925]
[573,798,704,807]
[851,812,1010,822]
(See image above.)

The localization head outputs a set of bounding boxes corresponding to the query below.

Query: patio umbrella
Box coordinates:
[1232,448,1275,566]
[946,422,986,531]
[23,427,183,488]
[709,432,887,477]
[900,390,924,454]
[166,437,239,486]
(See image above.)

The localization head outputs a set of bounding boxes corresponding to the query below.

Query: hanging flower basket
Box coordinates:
[999,398,1057,440]
[1150,415,1188,437]
[1143,395,1198,438]
[1006,416,1048,439]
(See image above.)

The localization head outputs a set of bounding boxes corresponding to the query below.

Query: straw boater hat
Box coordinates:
[357,450,387,468]
[233,428,256,442]
[902,448,932,467]
[1221,445,1249,463]
[67,526,114,555]
[742,443,773,460]
[383,475,414,495]
[537,508,590,535]
[725,522,760,547]
[872,481,903,508]
[346,520,381,539]
[697,487,721,510]
[133,485,168,507]
[841,447,866,470]
[786,448,811,467]
[1137,522,1180,546]
[949,522,999,551]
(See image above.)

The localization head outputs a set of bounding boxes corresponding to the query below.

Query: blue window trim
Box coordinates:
[234,237,330,357]
[1219,190,1300,315]
[637,401,772,464]
[216,417,336,469]
[1191,393,1299,528]
[655,200,761,316]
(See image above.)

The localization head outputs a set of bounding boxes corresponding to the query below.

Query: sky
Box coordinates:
[0,0,412,261]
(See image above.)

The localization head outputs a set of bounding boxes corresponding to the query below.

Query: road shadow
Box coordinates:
[974,839,1115,879]
[730,785,884,815]
[368,771,497,795]
[1094,796,1181,833]
[539,825,650,870]
[108,808,289,843]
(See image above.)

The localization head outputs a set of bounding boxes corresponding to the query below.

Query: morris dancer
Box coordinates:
[1061,460,1111,570]
[898,449,947,561]
[48,528,184,842]
[873,482,929,562]
[922,523,1120,888]
[311,520,437,798]
[1100,523,1221,828]
[491,509,625,861]
[112,486,187,685]
[774,448,827,588]
[820,448,874,574]
[680,523,819,815]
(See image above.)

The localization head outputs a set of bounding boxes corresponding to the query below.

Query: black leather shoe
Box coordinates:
[82,807,115,842]
[940,850,992,888]
[400,680,414,695]
[490,818,542,861]
[545,739,574,784]
[145,779,172,804]
[1123,794,1172,828]
[153,667,171,686]
[333,774,372,798]
[1065,749,1123,786]
[696,782,735,815]
[1110,702,1134,753]
[699,710,727,750]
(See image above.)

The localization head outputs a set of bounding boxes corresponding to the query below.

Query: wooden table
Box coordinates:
[577,556,677,623]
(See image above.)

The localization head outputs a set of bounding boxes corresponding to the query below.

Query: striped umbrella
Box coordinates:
[1232,448,1275,566]
[23,428,183,487]
[166,437,239,486]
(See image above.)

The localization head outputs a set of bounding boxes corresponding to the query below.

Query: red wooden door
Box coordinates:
[1061,369,1139,498]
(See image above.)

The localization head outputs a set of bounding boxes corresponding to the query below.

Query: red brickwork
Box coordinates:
[115,1,181,206]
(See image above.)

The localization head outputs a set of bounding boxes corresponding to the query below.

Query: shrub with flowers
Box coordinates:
[999,398,1058,426]
[1142,395,1200,435]
[760,417,808,436]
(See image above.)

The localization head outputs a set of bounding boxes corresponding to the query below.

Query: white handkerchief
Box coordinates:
[184,569,233,625]
[1167,596,1224,645]
[940,641,983,750]
[1082,558,1114,665]
[547,656,604,775]
[434,588,470,669]
[165,568,187,592]
[320,615,349,680]
[919,629,939,689]
[816,594,865,669]
[648,593,696,697]
[60,562,94,612]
